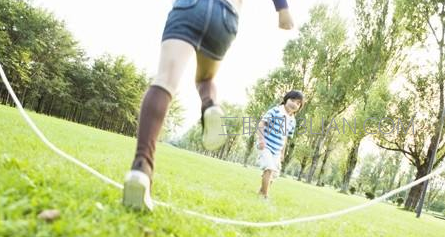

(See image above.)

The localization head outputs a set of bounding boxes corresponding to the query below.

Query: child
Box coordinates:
[123,0,295,210]
[257,90,304,199]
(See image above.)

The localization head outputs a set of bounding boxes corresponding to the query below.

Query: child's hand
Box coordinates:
[278,8,294,30]
[258,140,266,150]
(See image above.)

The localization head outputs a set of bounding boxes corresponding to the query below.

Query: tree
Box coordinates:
[338,0,412,192]
[381,0,445,211]
[0,0,79,109]
[0,0,151,136]
[295,5,351,184]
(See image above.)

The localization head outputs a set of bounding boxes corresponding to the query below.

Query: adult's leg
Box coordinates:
[195,51,221,111]
[195,51,226,150]
[123,39,194,210]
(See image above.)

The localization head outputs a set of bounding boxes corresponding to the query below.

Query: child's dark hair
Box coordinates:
[281,90,305,110]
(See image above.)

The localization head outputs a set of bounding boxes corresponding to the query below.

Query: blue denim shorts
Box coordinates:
[162,0,239,60]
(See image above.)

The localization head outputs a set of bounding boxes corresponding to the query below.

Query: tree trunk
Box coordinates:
[281,142,293,172]
[225,136,237,159]
[72,105,78,122]
[0,86,6,104]
[282,132,298,171]
[217,142,226,159]
[340,141,359,193]
[77,108,81,122]
[120,120,126,134]
[20,87,27,108]
[306,135,326,183]
[243,135,255,166]
[96,112,104,128]
[5,92,10,105]
[385,158,401,193]
[298,156,309,181]
[36,95,45,113]
[404,163,428,211]
[317,137,333,186]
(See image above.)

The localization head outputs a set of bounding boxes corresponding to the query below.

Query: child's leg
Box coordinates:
[195,51,226,150]
[124,39,194,210]
[260,169,273,197]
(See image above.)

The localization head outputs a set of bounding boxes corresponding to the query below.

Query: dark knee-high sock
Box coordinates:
[132,85,171,179]
[196,79,217,113]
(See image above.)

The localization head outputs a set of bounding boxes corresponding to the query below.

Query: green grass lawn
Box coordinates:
[1,104,444,237]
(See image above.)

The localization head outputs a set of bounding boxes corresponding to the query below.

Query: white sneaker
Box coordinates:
[202,105,227,150]
[123,170,154,211]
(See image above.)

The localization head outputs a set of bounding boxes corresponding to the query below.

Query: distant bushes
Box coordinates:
[396,197,404,206]
[365,192,375,200]
[349,186,356,195]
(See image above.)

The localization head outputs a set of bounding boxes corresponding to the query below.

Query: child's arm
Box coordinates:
[280,137,287,162]
[257,120,267,150]
[272,0,294,30]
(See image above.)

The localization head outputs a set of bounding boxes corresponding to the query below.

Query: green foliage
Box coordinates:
[349,186,357,195]
[365,192,375,200]
[396,197,404,206]
[355,150,402,195]
[429,201,445,213]
[160,96,185,141]
[372,0,445,209]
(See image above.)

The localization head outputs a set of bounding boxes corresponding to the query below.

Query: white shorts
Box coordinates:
[258,149,281,173]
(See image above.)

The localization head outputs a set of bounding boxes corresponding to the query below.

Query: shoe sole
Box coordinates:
[202,106,227,150]
[123,171,153,210]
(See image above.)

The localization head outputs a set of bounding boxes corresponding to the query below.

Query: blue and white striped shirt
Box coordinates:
[261,105,296,155]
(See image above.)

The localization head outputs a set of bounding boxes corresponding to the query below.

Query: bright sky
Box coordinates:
[32,0,355,135]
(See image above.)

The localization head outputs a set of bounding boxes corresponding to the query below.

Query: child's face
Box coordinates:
[285,98,302,113]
